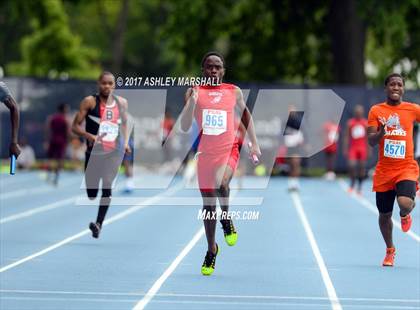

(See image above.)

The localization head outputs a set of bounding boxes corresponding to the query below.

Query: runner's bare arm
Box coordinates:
[236,87,261,156]
[2,96,21,157]
[0,82,21,156]
[119,96,131,153]
[180,87,197,132]
[367,125,385,147]
[367,107,385,147]
[72,96,96,143]
[2,96,19,144]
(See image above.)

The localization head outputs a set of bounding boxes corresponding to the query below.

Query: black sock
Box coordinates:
[96,205,109,227]
[96,189,112,226]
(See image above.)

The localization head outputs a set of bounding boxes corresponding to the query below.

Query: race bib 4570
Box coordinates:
[384,139,406,159]
[202,109,227,136]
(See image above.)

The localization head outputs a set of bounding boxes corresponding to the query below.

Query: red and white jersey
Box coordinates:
[194,83,238,155]
[99,100,121,152]
[348,118,368,150]
[323,121,340,152]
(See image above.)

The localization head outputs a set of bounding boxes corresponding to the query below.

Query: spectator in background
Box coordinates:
[16,137,35,169]
[323,120,340,180]
[46,103,70,185]
[284,107,304,191]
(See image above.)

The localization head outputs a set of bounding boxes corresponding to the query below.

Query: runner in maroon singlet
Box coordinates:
[46,103,70,185]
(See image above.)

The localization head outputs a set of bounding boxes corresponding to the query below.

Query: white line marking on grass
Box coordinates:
[132,227,205,310]
[338,180,420,243]
[0,184,182,273]
[0,197,75,224]
[290,192,342,310]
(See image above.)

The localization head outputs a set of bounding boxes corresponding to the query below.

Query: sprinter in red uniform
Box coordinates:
[344,105,369,194]
[181,52,260,276]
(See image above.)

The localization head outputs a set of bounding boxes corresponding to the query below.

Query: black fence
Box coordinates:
[1,77,419,173]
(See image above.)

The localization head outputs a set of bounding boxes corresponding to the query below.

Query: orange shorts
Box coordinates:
[372,160,419,192]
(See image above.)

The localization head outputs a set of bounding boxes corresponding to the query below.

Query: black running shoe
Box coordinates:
[220,219,238,246]
[201,243,219,276]
[89,222,101,239]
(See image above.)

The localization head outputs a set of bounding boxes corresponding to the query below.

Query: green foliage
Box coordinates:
[5,0,100,79]
[360,0,420,87]
[0,0,418,86]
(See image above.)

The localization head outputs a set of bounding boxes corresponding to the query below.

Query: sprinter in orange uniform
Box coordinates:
[367,73,420,267]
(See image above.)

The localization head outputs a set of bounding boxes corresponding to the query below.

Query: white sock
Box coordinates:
[288,177,299,188]
[126,177,134,189]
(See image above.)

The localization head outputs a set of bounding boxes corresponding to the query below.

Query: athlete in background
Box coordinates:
[284,108,304,191]
[323,120,340,180]
[46,103,70,185]
[344,105,369,194]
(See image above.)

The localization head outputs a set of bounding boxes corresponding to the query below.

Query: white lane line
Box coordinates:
[0,197,76,224]
[2,297,419,309]
[132,227,205,310]
[0,290,419,304]
[0,184,182,273]
[290,192,342,310]
[0,178,78,201]
[338,180,420,243]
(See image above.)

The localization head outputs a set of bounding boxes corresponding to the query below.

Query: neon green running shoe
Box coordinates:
[201,244,219,276]
[221,219,237,246]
